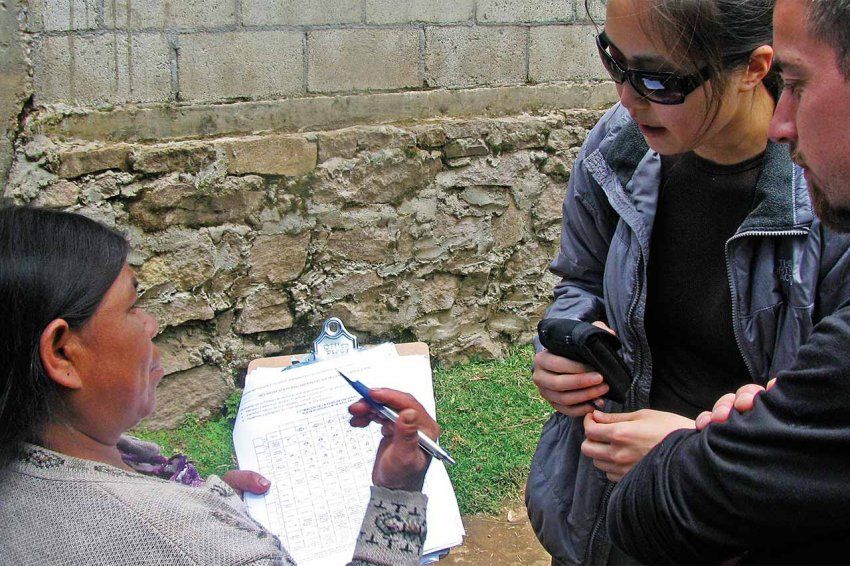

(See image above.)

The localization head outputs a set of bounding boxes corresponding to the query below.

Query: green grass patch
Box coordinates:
[133,344,551,516]
[434,345,550,514]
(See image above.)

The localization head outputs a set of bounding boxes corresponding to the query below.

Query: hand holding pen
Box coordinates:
[345,374,445,492]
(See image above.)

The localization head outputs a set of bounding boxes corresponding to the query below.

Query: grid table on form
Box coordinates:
[251,412,384,558]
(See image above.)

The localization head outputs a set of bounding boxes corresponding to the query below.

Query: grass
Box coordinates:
[133,344,551,516]
[433,345,551,514]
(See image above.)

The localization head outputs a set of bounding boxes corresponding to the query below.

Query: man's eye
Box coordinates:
[782,79,803,97]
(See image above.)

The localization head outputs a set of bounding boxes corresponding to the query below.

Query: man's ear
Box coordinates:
[741,45,775,90]
[39,319,84,390]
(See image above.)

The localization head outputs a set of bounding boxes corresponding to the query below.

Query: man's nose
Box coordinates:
[769,90,798,144]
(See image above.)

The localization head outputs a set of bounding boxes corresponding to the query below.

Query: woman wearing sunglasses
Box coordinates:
[526,0,850,564]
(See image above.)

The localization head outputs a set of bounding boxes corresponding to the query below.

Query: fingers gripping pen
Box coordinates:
[338,370,456,466]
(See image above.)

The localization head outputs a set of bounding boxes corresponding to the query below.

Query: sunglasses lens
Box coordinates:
[633,74,685,105]
[594,33,699,105]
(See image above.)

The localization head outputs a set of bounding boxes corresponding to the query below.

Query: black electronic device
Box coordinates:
[537,318,632,404]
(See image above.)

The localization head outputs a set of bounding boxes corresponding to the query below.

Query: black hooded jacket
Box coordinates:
[607,302,850,564]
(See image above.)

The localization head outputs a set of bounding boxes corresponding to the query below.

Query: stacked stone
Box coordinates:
[5,107,603,428]
[0,0,622,426]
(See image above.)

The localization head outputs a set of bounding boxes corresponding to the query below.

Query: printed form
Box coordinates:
[233,344,464,566]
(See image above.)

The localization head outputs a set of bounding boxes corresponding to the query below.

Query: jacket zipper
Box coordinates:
[586,481,616,565]
[724,228,808,379]
[624,250,647,409]
[585,250,646,564]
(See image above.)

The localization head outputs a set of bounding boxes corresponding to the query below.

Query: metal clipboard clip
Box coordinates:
[282,317,360,371]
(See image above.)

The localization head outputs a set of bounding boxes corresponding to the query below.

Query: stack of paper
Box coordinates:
[233,344,465,565]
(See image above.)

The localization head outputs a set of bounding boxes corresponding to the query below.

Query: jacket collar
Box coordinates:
[740,140,812,231]
[597,110,812,233]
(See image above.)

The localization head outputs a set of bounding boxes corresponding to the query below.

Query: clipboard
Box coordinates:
[236,318,464,563]
[247,317,429,373]
[247,342,430,372]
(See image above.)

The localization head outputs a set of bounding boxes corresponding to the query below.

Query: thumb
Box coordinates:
[222,470,272,495]
[394,409,424,445]
[592,320,616,335]
[695,410,712,431]
[591,409,632,423]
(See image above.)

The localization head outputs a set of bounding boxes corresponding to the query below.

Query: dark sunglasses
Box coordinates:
[595,32,711,105]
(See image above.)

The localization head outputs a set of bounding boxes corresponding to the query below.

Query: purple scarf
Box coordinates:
[118,436,204,487]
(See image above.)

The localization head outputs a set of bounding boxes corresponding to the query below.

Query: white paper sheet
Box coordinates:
[233,346,464,566]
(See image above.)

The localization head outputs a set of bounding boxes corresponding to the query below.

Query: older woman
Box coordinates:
[0,205,436,565]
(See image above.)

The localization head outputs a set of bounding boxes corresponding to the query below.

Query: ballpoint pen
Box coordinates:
[338,370,457,466]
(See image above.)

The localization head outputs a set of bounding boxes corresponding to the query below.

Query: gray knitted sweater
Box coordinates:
[0,444,427,565]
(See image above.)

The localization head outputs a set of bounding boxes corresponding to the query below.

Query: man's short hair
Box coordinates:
[808,0,850,80]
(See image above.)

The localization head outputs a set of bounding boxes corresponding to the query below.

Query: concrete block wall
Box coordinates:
[24,0,608,106]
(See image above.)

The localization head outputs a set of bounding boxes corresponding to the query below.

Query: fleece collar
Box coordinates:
[599,117,811,233]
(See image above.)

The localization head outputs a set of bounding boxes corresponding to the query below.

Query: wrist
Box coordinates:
[353,486,428,565]
[374,467,428,492]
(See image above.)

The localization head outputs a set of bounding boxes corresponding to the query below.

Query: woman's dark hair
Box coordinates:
[648,0,781,105]
[0,206,129,464]
[588,0,781,108]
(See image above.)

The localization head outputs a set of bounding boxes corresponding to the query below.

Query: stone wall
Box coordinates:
[1,2,31,186]
[3,1,616,427]
[6,100,607,428]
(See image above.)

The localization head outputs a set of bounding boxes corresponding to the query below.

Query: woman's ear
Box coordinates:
[39,319,84,389]
[741,45,775,90]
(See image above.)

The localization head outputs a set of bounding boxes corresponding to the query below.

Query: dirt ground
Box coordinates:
[442,501,550,565]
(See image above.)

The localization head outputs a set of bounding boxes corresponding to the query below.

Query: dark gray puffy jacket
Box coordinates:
[525,104,850,565]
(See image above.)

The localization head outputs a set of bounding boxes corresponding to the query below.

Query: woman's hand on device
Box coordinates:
[533,351,608,417]
[531,320,614,417]
[532,321,614,417]
[348,388,439,492]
